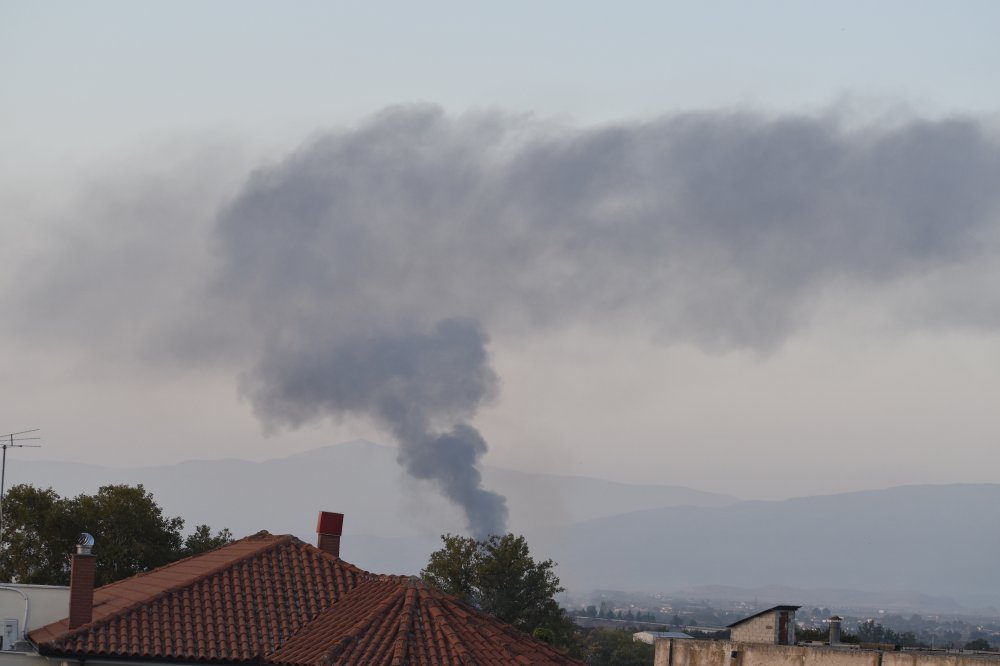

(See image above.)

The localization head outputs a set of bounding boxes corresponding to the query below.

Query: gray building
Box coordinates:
[727,605,800,645]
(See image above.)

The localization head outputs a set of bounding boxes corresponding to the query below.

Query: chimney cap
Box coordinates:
[316,511,344,536]
[76,532,95,555]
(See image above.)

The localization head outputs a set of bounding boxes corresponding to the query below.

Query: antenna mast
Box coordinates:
[0,429,42,548]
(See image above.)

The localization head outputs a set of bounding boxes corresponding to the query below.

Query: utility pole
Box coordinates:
[0,430,41,548]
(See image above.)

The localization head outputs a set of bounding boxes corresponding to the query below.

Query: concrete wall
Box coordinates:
[655,640,1000,666]
[730,614,778,644]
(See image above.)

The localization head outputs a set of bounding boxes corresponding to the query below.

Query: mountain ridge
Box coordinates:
[8,441,996,609]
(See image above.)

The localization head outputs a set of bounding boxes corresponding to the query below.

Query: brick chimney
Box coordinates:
[316,511,344,558]
[68,533,96,629]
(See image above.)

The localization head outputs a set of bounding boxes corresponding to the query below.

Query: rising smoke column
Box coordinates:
[32,105,990,536]
[240,318,507,537]
[204,106,1000,536]
[208,109,523,536]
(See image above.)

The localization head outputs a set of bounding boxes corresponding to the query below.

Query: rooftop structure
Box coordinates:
[726,604,800,645]
[21,512,579,666]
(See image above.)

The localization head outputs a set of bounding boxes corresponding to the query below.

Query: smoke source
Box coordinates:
[241,318,507,537]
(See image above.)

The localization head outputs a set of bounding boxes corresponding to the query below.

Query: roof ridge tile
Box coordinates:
[389,583,418,666]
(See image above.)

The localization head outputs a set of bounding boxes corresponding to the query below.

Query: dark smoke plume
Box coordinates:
[10,105,1000,535]
[241,318,507,537]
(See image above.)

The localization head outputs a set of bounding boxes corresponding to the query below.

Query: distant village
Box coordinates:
[568,593,1000,651]
[568,594,1000,664]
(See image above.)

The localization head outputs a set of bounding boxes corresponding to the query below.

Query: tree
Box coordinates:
[72,485,185,585]
[421,534,481,603]
[796,627,829,642]
[965,638,992,651]
[0,483,232,586]
[183,524,235,556]
[422,533,575,647]
[857,619,883,643]
[0,485,77,584]
[581,629,653,666]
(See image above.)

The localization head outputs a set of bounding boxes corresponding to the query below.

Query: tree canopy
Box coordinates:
[580,629,654,666]
[421,533,576,648]
[0,483,233,586]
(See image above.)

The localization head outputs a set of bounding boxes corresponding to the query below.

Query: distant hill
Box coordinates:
[6,439,736,539]
[9,443,997,610]
[528,484,1000,610]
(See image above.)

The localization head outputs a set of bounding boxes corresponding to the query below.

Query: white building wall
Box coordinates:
[0,585,69,646]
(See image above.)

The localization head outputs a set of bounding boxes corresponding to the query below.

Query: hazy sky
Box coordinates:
[2,2,999,505]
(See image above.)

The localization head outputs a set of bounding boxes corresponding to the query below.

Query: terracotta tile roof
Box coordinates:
[270,577,577,666]
[30,531,581,666]
[31,531,367,661]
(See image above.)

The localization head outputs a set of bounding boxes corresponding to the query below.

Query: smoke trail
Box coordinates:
[240,318,507,537]
[201,106,999,534]
[10,105,1000,533]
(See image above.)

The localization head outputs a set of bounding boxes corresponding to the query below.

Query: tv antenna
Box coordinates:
[0,429,42,548]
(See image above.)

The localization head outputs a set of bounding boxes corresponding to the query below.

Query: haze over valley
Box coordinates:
[10,440,998,610]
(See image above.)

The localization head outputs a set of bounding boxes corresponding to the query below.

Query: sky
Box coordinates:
[2,2,999,519]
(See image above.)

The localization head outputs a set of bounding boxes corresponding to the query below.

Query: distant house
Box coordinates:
[5,511,580,666]
[726,605,800,645]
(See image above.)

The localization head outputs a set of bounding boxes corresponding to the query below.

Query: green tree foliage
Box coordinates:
[964,638,992,651]
[0,485,77,584]
[422,533,576,648]
[0,484,233,586]
[183,524,235,557]
[73,485,185,586]
[580,629,653,666]
[857,619,891,643]
[421,534,481,603]
[796,626,829,641]
[852,620,924,647]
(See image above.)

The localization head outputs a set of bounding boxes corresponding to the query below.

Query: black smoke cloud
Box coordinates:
[211,107,1000,352]
[241,318,507,537]
[10,106,1000,535]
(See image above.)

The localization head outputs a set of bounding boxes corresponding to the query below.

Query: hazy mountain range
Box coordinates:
[7,440,998,610]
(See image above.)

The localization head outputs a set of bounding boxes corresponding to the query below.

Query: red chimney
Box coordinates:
[68,533,96,629]
[316,511,344,558]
